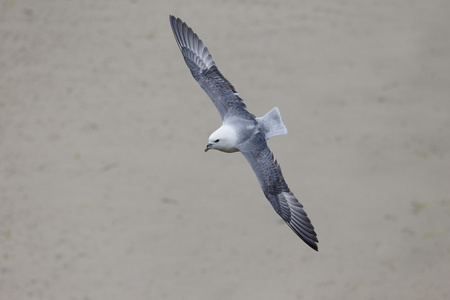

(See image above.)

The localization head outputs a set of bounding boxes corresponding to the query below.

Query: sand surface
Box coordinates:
[1,1,450,299]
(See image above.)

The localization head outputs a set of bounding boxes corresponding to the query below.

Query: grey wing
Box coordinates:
[239,133,318,251]
[170,16,253,120]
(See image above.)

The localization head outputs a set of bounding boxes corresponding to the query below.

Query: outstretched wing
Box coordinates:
[169,15,253,120]
[239,133,318,251]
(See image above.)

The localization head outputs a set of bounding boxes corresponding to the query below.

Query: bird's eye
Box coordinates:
[214,139,220,143]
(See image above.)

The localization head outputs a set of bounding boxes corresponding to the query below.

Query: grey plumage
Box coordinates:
[170,15,318,251]
[170,15,252,121]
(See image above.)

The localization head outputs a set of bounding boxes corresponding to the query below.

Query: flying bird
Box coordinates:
[169,15,318,251]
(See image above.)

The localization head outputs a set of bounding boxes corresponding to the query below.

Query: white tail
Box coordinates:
[256,107,288,140]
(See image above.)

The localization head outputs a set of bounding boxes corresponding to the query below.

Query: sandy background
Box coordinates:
[1,0,450,299]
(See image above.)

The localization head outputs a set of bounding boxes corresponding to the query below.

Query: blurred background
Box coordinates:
[1,0,449,299]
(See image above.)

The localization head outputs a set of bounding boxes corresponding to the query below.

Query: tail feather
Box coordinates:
[257,107,288,140]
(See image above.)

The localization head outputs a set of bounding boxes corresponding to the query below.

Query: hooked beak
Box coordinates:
[204,143,212,152]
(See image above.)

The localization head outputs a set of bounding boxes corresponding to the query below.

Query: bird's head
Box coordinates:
[205,125,239,153]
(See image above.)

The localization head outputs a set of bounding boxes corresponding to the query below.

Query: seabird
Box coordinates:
[169,15,318,251]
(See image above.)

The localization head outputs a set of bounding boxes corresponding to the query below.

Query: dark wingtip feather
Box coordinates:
[286,222,319,251]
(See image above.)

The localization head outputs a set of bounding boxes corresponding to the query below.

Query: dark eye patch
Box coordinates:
[214,139,220,143]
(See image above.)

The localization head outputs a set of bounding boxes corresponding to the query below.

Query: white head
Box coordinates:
[204,124,239,153]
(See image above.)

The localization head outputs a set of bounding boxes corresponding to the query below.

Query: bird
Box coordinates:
[169,15,318,251]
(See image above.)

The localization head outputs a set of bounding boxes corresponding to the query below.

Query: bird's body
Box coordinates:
[169,15,319,251]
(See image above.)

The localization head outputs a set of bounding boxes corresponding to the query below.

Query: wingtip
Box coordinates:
[302,234,319,252]
[285,220,319,251]
[301,236,319,252]
[169,15,181,30]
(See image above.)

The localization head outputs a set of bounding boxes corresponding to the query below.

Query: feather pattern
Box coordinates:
[239,133,318,251]
[170,16,253,120]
